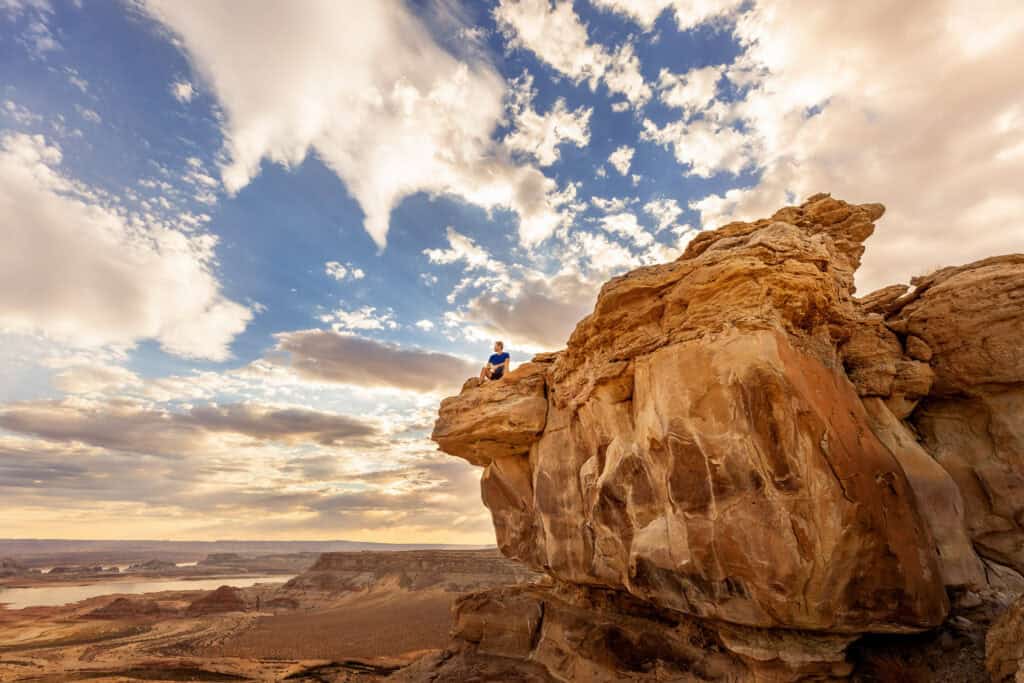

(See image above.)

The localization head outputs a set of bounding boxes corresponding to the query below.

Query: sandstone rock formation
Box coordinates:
[186,585,247,616]
[429,194,1024,681]
[988,595,1024,682]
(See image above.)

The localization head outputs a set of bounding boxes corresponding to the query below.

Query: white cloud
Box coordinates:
[423,227,507,275]
[2,99,41,126]
[608,144,634,175]
[590,195,629,213]
[503,71,591,166]
[52,363,140,394]
[65,67,89,93]
[325,261,365,282]
[643,197,683,232]
[642,116,753,177]
[0,132,252,360]
[600,212,653,246]
[589,0,741,31]
[319,305,398,333]
[494,0,651,106]
[144,1,569,247]
[570,230,641,274]
[657,65,723,115]
[170,79,194,103]
[415,319,435,331]
[686,0,1024,291]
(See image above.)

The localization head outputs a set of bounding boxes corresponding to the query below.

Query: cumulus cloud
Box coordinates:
[273,330,477,393]
[494,0,651,106]
[656,65,723,115]
[423,227,507,274]
[589,0,741,31]
[642,116,753,177]
[144,0,570,247]
[324,261,366,282]
[0,400,379,456]
[319,305,398,333]
[684,0,1024,291]
[608,144,634,175]
[600,212,653,246]
[643,197,683,232]
[591,196,630,213]
[503,71,592,166]
[0,133,252,360]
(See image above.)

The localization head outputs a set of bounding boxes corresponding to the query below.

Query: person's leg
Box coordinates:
[479,366,489,381]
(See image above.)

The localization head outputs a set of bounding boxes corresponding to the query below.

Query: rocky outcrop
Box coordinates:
[988,595,1024,682]
[186,585,247,615]
[88,597,169,619]
[886,256,1024,576]
[433,362,549,466]
[279,549,539,600]
[430,194,1024,681]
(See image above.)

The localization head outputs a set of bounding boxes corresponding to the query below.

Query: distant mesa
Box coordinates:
[127,559,177,572]
[0,557,27,577]
[427,193,1024,681]
[199,553,244,565]
[280,549,540,602]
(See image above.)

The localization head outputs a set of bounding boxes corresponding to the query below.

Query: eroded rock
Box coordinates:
[430,193,1023,681]
[987,595,1024,683]
[432,361,549,466]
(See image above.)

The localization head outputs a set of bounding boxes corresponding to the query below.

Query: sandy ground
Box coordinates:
[0,583,453,682]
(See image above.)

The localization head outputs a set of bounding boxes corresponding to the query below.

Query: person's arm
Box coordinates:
[502,355,510,377]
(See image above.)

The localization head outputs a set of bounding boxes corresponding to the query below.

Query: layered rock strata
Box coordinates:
[280,549,540,597]
[430,194,1024,681]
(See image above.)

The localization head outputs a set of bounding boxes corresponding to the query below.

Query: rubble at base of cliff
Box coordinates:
[428,193,1024,682]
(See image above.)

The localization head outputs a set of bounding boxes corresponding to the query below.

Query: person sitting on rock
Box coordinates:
[480,341,510,382]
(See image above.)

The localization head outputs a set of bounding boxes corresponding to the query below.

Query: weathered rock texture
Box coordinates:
[988,595,1024,682]
[428,194,1024,681]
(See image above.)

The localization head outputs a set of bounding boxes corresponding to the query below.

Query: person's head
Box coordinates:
[493,340,504,352]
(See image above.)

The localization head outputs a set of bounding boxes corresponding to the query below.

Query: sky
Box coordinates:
[1,0,1022,544]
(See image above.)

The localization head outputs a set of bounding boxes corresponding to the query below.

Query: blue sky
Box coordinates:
[1,0,1021,542]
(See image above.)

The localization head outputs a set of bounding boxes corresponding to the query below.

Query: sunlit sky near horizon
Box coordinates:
[1,0,1022,543]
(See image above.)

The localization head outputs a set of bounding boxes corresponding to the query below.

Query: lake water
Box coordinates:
[0,575,293,610]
